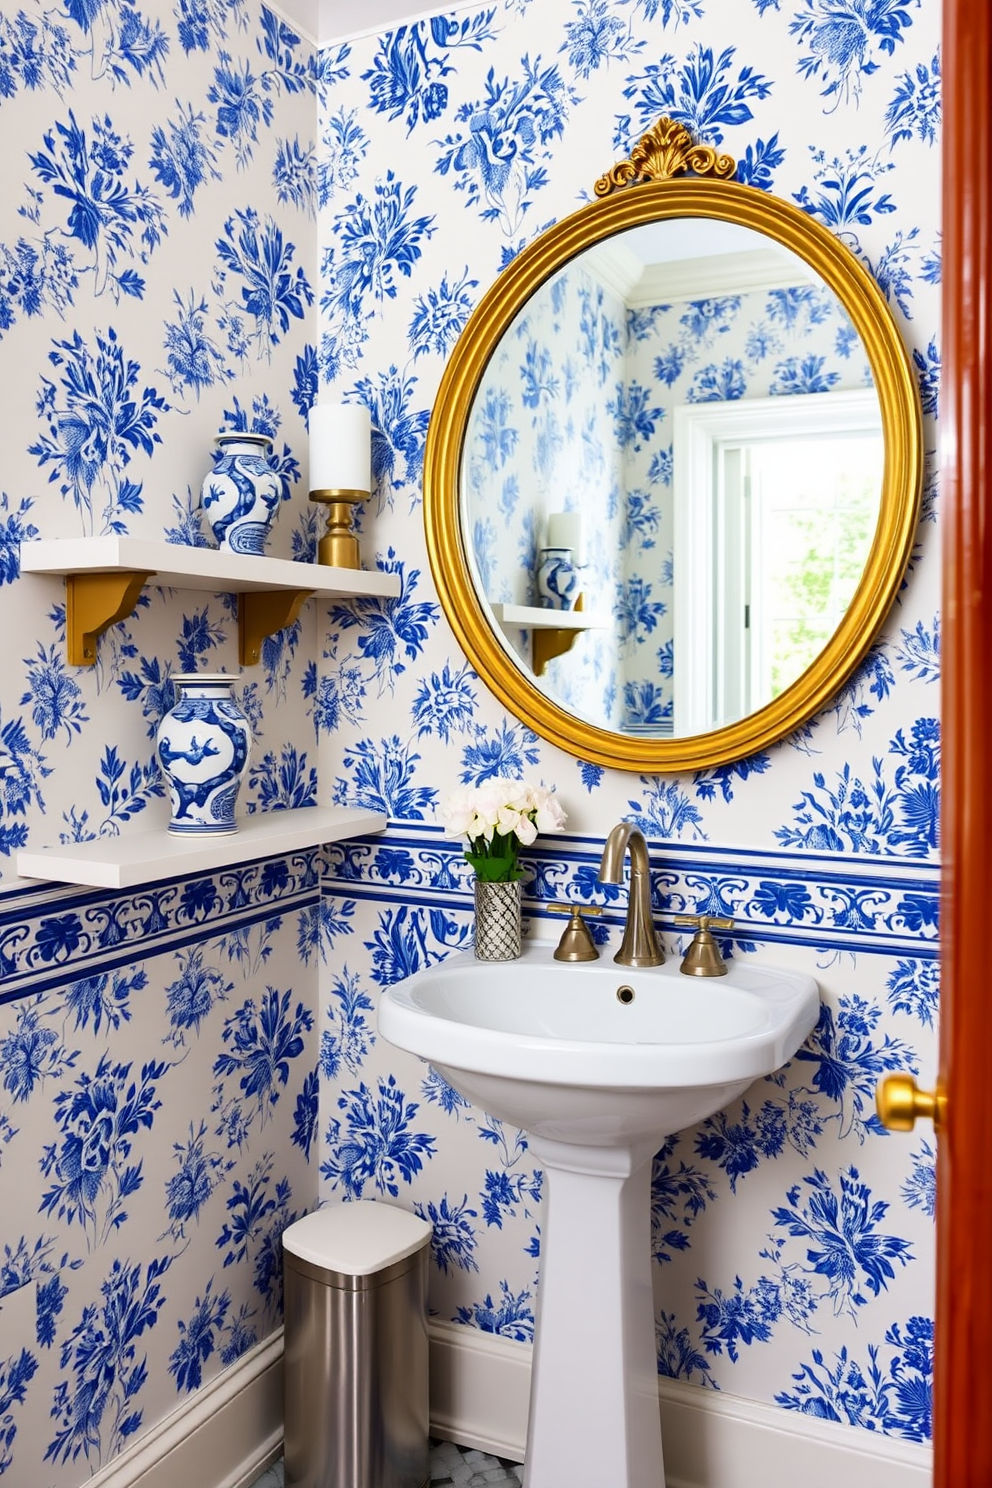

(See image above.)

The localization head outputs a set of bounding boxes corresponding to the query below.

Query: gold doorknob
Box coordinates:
[876,1073,946,1133]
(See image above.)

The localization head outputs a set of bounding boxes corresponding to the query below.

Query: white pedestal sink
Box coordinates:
[379,942,819,1488]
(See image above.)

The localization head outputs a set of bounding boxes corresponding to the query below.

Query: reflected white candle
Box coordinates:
[546,511,582,555]
[309,403,371,493]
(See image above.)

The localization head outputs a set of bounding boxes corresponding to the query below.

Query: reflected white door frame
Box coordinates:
[673,388,882,736]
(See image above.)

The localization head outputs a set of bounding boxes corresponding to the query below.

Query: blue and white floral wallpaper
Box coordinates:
[0,0,326,1480]
[315,0,939,1459]
[0,0,940,1480]
[0,867,323,1481]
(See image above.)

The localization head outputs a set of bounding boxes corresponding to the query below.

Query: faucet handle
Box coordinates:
[673,915,734,932]
[549,902,601,962]
[673,915,734,977]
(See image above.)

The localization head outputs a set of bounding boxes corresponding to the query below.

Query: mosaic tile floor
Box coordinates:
[429,1438,525,1484]
[249,1438,525,1487]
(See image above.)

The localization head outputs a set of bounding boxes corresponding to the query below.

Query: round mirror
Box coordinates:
[424,120,923,772]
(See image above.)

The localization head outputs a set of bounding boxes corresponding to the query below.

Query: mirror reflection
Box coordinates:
[461,217,883,739]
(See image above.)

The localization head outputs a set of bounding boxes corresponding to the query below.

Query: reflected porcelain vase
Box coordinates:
[473,880,523,961]
[200,432,282,555]
[156,674,252,837]
[537,546,579,610]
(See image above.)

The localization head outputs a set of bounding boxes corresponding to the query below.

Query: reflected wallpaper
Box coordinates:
[465,259,875,733]
[465,259,627,728]
[0,0,939,1480]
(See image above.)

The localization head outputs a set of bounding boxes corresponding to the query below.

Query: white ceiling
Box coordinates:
[321,0,437,34]
[621,219,783,263]
[278,0,455,42]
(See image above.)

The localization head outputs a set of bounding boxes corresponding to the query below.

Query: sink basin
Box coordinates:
[379,941,819,1144]
[378,941,819,1488]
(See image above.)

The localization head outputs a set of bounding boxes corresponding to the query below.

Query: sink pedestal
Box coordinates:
[524,1134,665,1488]
[380,946,820,1488]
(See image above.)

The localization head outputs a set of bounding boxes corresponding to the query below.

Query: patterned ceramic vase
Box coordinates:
[536,546,579,610]
[156,674,252,837]
[473,880,523,961]
[200,432,282,555]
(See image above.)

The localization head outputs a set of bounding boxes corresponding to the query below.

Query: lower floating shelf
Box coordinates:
[16,806,386,890]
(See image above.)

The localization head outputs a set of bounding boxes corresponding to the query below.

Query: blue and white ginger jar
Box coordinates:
[156,674,252,836]
[537,547,579,610]
[200,432,281,555]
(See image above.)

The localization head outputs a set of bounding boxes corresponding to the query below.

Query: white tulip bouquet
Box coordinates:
[440,778,567,881]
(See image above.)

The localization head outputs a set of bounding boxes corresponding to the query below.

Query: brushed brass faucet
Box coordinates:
[598,822,664,967]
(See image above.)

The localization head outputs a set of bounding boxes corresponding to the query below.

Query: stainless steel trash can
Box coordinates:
[282,1201,432,1488]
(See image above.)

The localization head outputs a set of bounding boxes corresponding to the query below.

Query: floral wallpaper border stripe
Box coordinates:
[323,824,939,960]
[0,847,325,1006]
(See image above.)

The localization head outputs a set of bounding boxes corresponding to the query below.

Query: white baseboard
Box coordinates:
[429,1318,533,1458]
[83,1329,284,1488]
[427,1320,933,1488]
[653,1373,931,1488]
[76,1316,933,1488]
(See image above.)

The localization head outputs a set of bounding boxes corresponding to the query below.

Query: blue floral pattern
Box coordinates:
[309,0,938,1451]
[0,0,941,1476]
[0,856,319,1481]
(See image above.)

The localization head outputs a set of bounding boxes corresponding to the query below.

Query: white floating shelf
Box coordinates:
[20,537,401,600]
[20,537,401,667]
[491,603,612,630]
[16,806,386,890]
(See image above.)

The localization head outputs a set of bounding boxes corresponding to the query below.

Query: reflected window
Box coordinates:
[744,435,880,707]
[674,388,882,734]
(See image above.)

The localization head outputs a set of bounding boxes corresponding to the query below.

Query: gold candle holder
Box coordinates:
[310,487,368,569]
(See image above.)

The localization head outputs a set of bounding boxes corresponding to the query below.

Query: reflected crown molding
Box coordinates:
[635,248,815,305]
[583,242,816,305]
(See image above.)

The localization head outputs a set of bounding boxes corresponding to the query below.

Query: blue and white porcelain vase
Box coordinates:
[200,432,281,556]
[156,674,252,836]
[537,546,579,610]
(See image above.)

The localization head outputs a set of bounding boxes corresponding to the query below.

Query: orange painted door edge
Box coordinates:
[936,1,992,1482]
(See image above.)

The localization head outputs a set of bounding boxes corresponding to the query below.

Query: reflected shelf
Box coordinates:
[490,600,612,676]
[16,806,387,890]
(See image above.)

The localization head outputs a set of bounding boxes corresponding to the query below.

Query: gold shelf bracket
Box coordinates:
[239,589,314,668]
[66,571,154,667]
[532,594,587,677]
[533,627,580,676]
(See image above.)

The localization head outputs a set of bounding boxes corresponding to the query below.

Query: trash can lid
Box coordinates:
[282,1201,432,1275]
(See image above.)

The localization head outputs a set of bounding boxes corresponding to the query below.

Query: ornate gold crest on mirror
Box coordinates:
[423,118,923,772]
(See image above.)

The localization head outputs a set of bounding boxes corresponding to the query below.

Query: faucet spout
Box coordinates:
[598,822,664,967]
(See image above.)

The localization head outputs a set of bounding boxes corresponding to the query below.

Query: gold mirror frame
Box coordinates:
[423,119,923,772]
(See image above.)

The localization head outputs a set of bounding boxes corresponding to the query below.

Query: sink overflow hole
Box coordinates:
[616,985,635,1005]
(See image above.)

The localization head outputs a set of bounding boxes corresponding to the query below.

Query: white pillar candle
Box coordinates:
[546,511,582,555]
[309,403,371,493]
